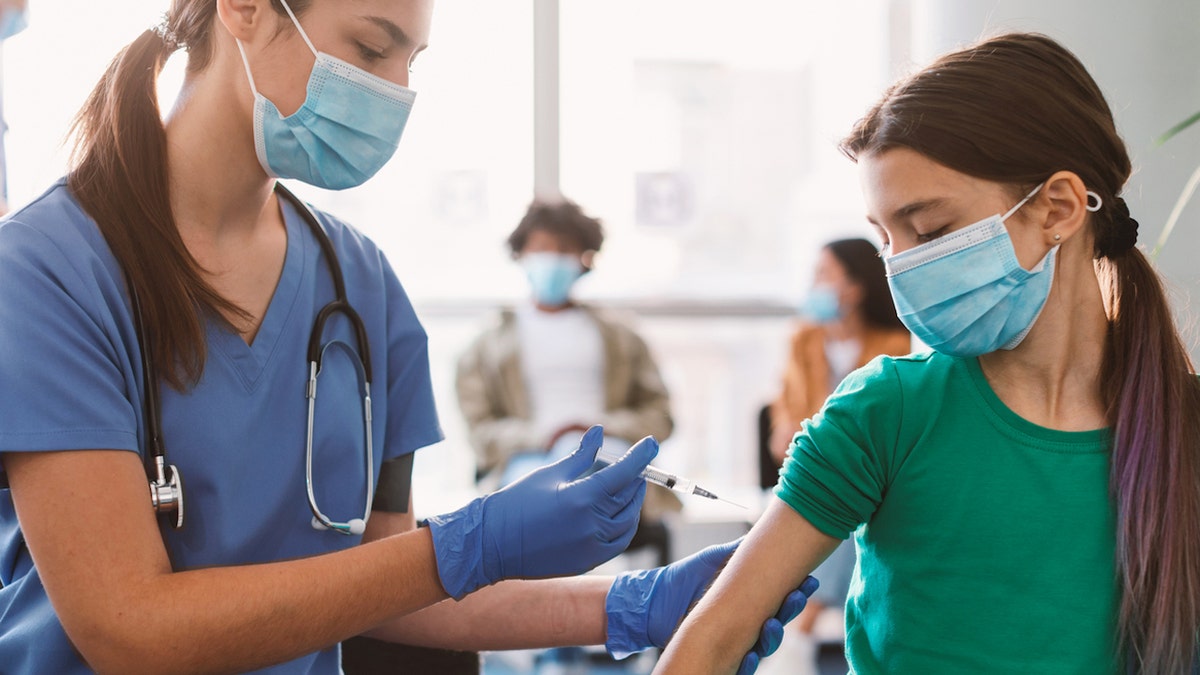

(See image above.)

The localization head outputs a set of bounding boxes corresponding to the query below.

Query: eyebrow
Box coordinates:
[362,16,420,50]
[867,197,947,225]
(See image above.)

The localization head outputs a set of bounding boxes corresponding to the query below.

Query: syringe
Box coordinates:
[598,449,746,509]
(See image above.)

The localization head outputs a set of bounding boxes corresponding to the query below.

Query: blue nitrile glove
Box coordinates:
[605,537,819,668]
[427,425,654,599]
[736,576,820,675]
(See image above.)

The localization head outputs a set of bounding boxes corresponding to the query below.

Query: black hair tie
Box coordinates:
[1101,197,1139,257]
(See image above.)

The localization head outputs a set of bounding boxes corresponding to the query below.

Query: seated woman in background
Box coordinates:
[658,32,1200,674]
[768,238,911,469]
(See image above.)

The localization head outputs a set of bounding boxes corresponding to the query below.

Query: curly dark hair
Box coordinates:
[507,198,605,256]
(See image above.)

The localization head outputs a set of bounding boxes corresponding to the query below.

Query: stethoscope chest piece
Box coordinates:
[149,455,184,529]
[133,183,366,536]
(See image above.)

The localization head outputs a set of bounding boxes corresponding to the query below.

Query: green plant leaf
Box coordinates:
[1154,110,1200,147]
[1151,160,1200,259]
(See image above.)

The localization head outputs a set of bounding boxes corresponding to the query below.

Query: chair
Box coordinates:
[757,404,783,490]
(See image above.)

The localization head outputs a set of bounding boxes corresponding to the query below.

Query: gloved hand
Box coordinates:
[427,425,655,599]
[605,537,819,671]
[735,578,819,675]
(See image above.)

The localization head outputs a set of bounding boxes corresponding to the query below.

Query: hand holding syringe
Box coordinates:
[596,441,746,509]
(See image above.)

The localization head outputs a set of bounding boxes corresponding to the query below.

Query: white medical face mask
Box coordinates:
[883,183,1056,357]
[235,0,417,190]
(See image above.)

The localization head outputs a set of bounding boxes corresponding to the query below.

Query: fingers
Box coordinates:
[693,536,742,569]
[578,424,604,458]
[800,574,820,596]
[775,575,819,623]
[586,435,658,495]
[775,588,810,624]
[756,617,784,657]
[736,650,760,675]
[594,481,646,546]
[546,424,605,479]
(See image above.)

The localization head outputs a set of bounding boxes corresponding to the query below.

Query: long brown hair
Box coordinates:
[841,33,1200,673]
[67,0,310,390]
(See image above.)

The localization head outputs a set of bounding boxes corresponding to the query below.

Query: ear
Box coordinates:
[580,250,597,272]
[215,0,272,43]
[1038,170,1090,247]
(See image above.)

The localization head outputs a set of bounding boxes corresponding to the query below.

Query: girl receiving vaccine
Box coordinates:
[657,32,1200,675]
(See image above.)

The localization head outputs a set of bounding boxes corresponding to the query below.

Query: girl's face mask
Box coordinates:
[883,183,1055,357]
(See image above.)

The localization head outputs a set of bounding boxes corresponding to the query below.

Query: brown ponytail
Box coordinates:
[1099,247,1200,673]
[68,26,233,390]
[66,0,310,390]
[841,33,1200,672]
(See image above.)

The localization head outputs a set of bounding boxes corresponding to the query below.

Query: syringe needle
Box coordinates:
[598,450,746,508]
[717,496,748,509]
[691,483,748,509]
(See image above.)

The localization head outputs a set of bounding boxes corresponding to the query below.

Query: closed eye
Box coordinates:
[915,224,952,244]
[356,41,387,62]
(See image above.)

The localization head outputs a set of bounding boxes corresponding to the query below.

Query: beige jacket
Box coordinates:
[456,305,675,475]
[455,305,680,519]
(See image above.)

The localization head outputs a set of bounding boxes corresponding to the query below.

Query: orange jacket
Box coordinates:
[769,322,911,462]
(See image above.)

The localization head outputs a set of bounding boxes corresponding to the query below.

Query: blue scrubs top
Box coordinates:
[0,181,443,673]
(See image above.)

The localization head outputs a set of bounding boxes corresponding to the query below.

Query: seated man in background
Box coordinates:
[456,197,680,559]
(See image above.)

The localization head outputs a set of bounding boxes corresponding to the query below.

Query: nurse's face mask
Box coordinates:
[235,0,417,190]
[883,182,1055,357]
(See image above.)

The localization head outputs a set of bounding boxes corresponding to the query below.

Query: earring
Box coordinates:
[1053,233,1062,241]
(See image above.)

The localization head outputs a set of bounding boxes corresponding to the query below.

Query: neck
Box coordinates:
[823,309,865,342]
[163,59,277,244]
[978,243,1109,430]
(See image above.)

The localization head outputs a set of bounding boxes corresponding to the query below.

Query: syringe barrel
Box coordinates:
[642,465,696,495]
[597,450,708,498]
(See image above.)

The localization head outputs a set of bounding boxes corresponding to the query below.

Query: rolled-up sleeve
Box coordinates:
[775,356,903,539]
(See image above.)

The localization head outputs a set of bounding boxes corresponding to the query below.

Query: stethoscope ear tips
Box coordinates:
[347,518,366,535]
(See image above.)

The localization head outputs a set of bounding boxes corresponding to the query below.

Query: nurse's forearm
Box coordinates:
[365,575,611,650]
[4,450,452,674]
[128,529,451,671]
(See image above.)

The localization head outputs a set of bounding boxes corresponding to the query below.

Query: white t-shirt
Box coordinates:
[825,336,862,390]
[516,303,606,440]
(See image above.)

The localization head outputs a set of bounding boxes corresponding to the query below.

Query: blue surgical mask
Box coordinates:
[884,183,1054,357]
[800,285,841,324]
[235,0,416,190]
[0,6,28,40]
[522,253,583,307]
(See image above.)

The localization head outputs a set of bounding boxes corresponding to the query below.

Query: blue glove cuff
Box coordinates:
[426,498,490,600]
[605,567,662,659]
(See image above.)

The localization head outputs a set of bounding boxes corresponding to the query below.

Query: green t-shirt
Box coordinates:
[776,352,1119,674]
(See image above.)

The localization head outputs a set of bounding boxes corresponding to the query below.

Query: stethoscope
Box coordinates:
[133,182,375,536]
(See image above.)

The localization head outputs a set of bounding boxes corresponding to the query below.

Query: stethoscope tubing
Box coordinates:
[134,182,376,535]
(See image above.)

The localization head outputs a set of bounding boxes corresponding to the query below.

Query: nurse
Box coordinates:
[0,1,812,672]
[656,32,1200,674]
